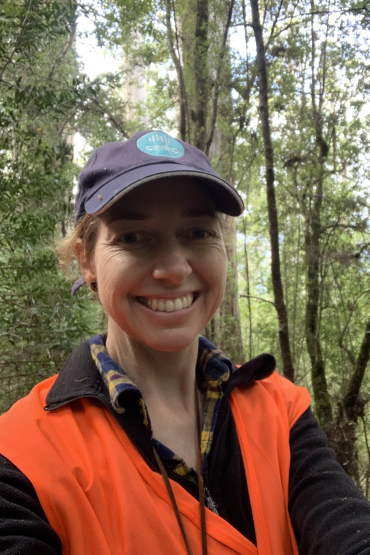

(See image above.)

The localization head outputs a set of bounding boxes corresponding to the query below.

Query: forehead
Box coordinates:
[102,177,217,223]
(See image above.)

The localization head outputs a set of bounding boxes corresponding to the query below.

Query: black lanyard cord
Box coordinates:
[152,380,208,555]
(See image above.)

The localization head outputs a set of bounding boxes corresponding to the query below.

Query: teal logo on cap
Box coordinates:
[137,132,185,158]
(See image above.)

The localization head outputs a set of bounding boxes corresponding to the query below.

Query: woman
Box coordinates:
[0,130,370,555]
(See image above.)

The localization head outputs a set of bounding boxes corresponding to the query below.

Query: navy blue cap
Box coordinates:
[74,130,244,223]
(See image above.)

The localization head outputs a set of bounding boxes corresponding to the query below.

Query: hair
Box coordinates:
[55,214,100,279]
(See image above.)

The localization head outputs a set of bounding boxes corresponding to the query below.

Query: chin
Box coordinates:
[138,331,199,353]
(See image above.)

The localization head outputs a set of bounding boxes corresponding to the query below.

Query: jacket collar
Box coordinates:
[45,341,108,410]
[45,340,276,411]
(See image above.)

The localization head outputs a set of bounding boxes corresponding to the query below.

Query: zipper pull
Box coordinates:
[204,487,219,515]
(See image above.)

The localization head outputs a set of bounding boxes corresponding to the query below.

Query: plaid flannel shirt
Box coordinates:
[89,333,232,483]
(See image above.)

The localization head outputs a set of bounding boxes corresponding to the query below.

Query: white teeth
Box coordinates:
[140,294,195,312]
[174,298,183,310]
[165,300,175,312]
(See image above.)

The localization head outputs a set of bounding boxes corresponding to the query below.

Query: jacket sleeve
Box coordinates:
[289,407,370,555]
[0,454,62,555]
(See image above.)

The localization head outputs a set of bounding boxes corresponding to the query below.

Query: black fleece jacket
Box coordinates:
[1,342,370,554]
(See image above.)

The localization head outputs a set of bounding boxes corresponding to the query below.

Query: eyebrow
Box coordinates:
[108,211,149,223]
[108,208,216,223]
[181,208,216,218]
[114,211,148,221]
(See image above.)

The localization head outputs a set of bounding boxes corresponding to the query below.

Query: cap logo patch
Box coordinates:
[137,132,185,158]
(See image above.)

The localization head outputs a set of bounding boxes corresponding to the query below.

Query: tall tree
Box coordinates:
[302,1,333,435]
[249,0,295,382]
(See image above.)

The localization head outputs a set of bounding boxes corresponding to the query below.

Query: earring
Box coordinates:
[90,280,98,292]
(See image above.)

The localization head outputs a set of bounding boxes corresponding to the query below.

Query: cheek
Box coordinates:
[201,247,227,298]
[94,250,132,300]
[95,247,128,278]
[217,250,228,298]
[217,263,227,300]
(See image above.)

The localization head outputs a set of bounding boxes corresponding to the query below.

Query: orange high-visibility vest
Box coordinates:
[0,371,310,555]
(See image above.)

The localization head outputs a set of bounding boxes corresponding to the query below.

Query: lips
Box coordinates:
[137,293,195,312]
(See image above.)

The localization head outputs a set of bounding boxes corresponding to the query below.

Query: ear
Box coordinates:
[74,239,96,286]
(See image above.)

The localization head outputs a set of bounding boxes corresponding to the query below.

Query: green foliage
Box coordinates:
[0,0,104,412]
[75,71,129,145]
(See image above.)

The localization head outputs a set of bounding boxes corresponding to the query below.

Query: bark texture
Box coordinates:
[193,0,209,149]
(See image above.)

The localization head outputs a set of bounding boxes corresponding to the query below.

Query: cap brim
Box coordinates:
[84,163,244,217]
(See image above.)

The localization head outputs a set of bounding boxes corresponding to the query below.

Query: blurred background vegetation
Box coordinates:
[1,0,370,492]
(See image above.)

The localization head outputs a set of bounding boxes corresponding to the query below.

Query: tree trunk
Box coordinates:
[304,174,333,434]
[193,0,209,149]
[332,316,370,484]
[165,0,188,141]
[250,0,295,382]
[218,217,244,363]
[170,0,242,359]
[243,216,253,359]
[344,316,370,416]
[205,0,235,157]
[304,3,332,438]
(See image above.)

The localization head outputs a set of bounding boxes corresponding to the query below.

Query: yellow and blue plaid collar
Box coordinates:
[89,333,233,480]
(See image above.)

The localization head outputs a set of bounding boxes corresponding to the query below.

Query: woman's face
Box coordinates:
[82,178,227,352]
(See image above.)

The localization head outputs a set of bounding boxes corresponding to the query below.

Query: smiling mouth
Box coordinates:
[137,293,195,312]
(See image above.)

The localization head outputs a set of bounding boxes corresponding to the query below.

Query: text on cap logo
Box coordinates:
[137,132,185,158]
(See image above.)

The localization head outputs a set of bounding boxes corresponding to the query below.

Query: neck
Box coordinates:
[105,321,199,409]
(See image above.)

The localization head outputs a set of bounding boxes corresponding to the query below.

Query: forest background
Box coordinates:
[1,0,370,493]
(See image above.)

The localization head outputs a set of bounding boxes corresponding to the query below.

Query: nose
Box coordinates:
[152,240,192,284]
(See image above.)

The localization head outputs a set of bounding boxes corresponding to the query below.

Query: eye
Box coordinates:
[122,232,142,243]
[190,229,211,239]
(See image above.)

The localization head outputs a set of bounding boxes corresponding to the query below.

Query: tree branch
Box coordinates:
[240,294,276,308]
[265,0,284,48]
[0,0,33,82]
[48,20,77,80]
